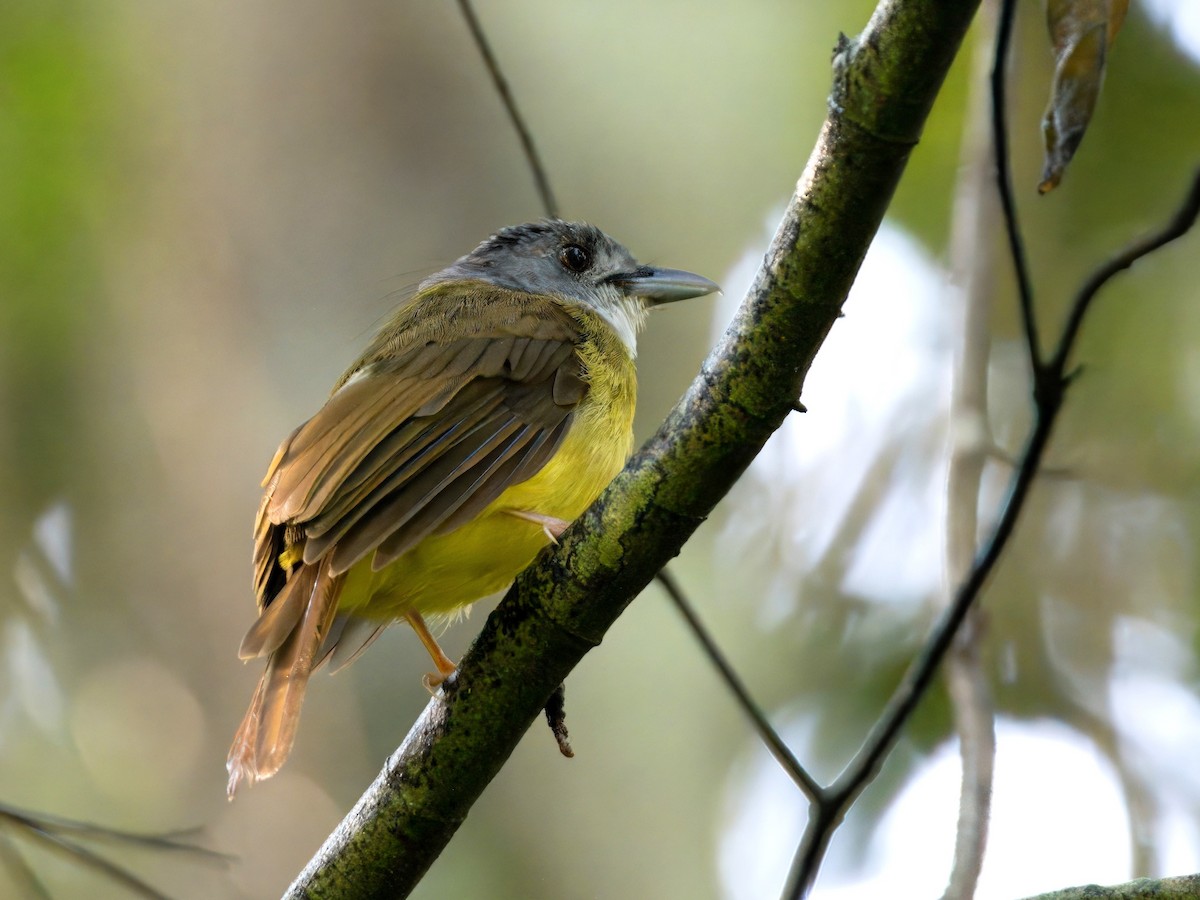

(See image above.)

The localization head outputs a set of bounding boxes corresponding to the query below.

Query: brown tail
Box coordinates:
[227,560,344,799]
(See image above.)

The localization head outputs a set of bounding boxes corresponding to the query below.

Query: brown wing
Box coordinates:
[247,293,586,630]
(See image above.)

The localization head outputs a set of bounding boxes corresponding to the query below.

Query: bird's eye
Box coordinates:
[558,244,591,274]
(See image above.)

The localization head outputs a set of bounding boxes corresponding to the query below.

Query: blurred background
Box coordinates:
[2,1,1200,897]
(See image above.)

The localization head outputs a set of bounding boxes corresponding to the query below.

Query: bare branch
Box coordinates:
[992,0,1041,371]
[657,570,821,801]
[0,803,228,900]
[455,0,559,218]
[1050,170,1200,376]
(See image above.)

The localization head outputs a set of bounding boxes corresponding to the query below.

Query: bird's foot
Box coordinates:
[405,610,458,693]
[422,665,457,694]
[504,509,571,544]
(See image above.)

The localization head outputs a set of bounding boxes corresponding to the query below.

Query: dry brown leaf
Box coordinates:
[1039,0,1128,193]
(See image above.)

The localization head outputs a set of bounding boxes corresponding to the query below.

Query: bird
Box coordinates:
[226,219,718,797]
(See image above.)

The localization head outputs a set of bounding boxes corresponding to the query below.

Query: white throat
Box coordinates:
[591,296,647,357]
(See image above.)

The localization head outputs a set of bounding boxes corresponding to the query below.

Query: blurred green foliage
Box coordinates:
[1,1,1199,897]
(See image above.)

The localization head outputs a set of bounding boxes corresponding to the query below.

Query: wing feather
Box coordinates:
[431,420,567,538]
[270,378,437,521]
[303,382,505,540]
[328,415,527,574]
[301,393,513,565]
[370,423,539,569]
[258,295,585,587]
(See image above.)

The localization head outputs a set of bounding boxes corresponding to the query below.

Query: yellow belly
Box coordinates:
[338,329,636,622]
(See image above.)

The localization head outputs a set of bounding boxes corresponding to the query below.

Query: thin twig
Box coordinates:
[656,570,822,801]
[5,822,172,900]
[455,0,560,219]
[992,0,1040,371]
[0,804,230,899]
[0,805,229,862]
[1050,173,1200,375]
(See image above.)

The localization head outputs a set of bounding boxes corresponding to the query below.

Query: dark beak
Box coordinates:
[613,266,720,305]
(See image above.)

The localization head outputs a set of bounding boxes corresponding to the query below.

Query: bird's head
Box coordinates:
[422,219,719,352]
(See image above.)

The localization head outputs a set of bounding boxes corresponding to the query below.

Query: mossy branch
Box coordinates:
[1021,874,1200,899]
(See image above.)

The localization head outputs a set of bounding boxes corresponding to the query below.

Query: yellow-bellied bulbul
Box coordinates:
[227,219,717,796]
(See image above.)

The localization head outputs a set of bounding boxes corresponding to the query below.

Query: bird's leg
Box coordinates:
[404,610,457,692]
[504,509,570,544]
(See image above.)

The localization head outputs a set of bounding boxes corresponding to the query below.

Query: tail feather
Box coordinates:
[237,564,311,660]
[317,614,388,674]
[226,675,267,797]
[227,560,345,799]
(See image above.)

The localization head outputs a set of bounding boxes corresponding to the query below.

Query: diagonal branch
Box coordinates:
[992,0,1041,371]
[1050,174,1200,375]
[455,0,559,218]
[0,803,228,900]
[657,570,821,800]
